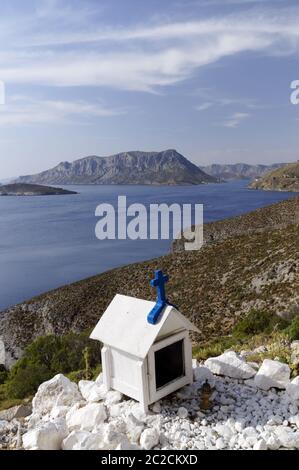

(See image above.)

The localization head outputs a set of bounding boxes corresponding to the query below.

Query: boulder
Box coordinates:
[78,380,107,403]
[66,403,107,432]
[204,351,256,379]
[62,431,91,450]
[50,406,70,420]
[105,390,123,406]
[32,374,82,416]
[254,360,290,390]
[0,404,32,422]
[140,427,160,450]
[22,419,68,450]
[126,413,144,442]
[193,365,215,387]
[286,376,299,403]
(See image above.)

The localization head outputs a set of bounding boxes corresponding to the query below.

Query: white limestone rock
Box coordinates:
[32,374,82,416]
[105,390,123,406]
[204,351,256,379]
[50,406,70,420]
[78,380,107,403]
[140,427,160,450]
[62,431,91,450]
[275,426,299,449]
[66,403,107,432]
[253,439,267,450]
[126,413,145,443]
[177,407,188,419]
[193,366,216,387]
[23,419,68,450]
[286,376,299,403]
[254,359,290,390]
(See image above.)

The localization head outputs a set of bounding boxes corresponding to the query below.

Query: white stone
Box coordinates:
[253,439,267,450]
[126,413,144,442]
[193,366,216,387]
[50,406,70,420]
[291,341,299,350]
[286,376,299,403]
[62,431,91,450]
[152,402,161,414]
[66,403,107,432]
[140,427,159,450]
[204,351,256,379]
[78,380,107,403]
[32,374,82,416]
[215,437,226,449]
[105,390,123,405]
[254,360,290,390]
[192,358,199,369]
[23,419,68,450]
[177,407,188,419]
[275,426,299,449]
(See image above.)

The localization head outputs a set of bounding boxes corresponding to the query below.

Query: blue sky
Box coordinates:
[0,0,299,178]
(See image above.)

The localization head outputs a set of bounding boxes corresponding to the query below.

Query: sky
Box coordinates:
[0,0,299,178]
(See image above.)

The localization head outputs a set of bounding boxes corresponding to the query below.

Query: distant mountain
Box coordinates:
[249,162,299,192]
[0,183,77,196]
[200,163,285,181]
[15,150,217,186]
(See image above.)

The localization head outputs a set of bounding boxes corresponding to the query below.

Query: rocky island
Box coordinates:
[249,162,299,192]
[14,149,218,186]
[0,183,77,196]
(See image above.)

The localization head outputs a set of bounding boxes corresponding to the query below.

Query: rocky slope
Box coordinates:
[2,350,299,450]
[15,150,217,186]
[0,183,77,196]
[250,162,299,192]
[200,163,285,181]
[173,196,299,251]
[0,197,298,368]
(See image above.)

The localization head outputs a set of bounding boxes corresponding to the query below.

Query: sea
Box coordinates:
[0,180,295,311]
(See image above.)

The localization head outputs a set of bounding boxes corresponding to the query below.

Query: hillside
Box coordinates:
[0,183,77,196]
[0,197,298,368]
[15,149,217,186]
[249,162,299,192]
[173,196,299,251]
[200,163,285,181]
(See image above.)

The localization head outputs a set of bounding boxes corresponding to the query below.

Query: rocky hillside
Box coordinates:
[0,197,298,368]
[250,162,299,192]
[0,183,77,196]
[173,197,299,251]
[200,163,285,181]
[15,150,217,186]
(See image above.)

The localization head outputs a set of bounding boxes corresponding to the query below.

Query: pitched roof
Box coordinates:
[90,294,199,359]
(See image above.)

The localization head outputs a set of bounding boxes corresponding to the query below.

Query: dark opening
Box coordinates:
[154,339,185,390]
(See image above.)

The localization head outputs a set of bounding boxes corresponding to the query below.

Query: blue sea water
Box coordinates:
[0,180,296,311]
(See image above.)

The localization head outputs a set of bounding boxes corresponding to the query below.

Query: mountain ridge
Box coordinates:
[200,163,286,181]
[15,149,217,186]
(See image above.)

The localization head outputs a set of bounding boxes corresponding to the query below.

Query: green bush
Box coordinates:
[6,332,102,399]
[285,315,299,341]
[232,310,288,339]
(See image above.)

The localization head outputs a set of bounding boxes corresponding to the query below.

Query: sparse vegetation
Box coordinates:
[285,315,299,341]
[4,331,102,400]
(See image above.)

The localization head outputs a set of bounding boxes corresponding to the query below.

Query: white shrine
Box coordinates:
[90,270,199,412]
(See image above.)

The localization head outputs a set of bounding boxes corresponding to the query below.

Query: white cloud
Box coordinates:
[0,4,299,92]
[0,96,126,126]
[222,112,251,128]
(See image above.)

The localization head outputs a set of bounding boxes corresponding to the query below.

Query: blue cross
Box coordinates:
[147,269,174,325]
